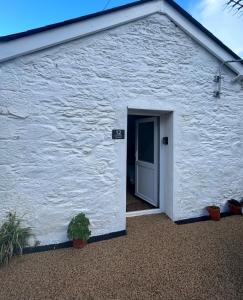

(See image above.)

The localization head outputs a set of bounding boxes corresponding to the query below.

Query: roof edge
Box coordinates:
[0,0,154,42]
[0,0,242,73]
[165,0,242,62]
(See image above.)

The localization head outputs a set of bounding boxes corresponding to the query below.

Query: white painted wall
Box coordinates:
[1,13,243,245]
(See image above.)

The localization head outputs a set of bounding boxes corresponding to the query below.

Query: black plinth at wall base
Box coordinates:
[23,230,126,255]
[175,212,231,225]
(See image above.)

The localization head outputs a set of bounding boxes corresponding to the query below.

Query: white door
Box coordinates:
[135,117,159,207]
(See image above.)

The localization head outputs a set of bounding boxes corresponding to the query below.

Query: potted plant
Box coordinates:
[228,199,242,215]
[67,213,91,249]
[207,205,220,221]
[241,199,243,214]
[0,212,34,265]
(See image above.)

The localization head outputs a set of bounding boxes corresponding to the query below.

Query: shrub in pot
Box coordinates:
[67,213,91,249]
[228,199,242,215]
[240,198,243,214]
[207,205,220,221]
[0,212,34,266]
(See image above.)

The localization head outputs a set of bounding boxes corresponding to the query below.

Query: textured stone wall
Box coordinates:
[1,13,243,244]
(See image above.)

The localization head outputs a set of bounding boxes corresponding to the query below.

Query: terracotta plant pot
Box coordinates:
[207,206,220,221]
[73,239,87,249]
[228,199,242,215]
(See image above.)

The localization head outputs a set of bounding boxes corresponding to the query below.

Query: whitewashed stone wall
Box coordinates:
[1,13,243,244]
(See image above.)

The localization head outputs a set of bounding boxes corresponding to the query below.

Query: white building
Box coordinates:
[1,0,243,247]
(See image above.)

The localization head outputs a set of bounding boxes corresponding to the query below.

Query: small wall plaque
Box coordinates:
[112,129,125,139]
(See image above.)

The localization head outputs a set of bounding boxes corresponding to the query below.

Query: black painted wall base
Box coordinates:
[22,213,235,254]
[175,212,231,225]
[23,230,126,255]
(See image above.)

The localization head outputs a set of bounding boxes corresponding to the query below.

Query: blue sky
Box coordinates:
[0,0,242,57]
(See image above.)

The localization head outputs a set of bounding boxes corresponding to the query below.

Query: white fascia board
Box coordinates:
[0,0,161,63]
[162,1,243,75]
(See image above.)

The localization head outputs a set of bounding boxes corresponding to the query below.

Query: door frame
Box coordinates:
[126,108,174,218]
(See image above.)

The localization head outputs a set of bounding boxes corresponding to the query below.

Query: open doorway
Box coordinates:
[126,114,159,212]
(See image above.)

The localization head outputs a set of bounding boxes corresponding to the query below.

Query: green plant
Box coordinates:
[208,205,220,209]
[67,213,91,241]
[228,199,241,206]
[0,212,33,265]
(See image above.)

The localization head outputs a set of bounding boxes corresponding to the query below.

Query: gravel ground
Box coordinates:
[0,214,242,300]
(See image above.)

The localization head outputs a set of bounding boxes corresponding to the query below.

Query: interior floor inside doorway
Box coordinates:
[126,190,156,212]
